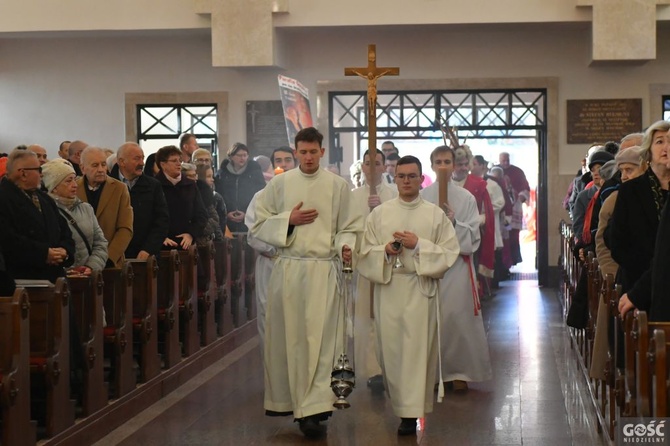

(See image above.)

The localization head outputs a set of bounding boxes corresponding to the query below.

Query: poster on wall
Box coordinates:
[245,100,288,159]
[278,75,314,146]
[566,99,642,144]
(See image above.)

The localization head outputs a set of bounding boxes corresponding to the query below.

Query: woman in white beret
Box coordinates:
[42,159,108,275]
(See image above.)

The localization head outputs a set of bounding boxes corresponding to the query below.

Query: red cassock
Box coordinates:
[463,174,496,278]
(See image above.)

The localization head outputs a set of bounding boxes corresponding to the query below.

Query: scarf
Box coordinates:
[226,161,248,175]
[648,169,667,221]
[48,193,77,210]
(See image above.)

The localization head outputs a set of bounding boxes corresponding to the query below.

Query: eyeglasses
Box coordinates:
[19,167,42,173]
[395,173,419,180]
[165,158,181,164]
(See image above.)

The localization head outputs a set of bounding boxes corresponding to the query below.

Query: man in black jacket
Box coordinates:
[112,142,170,259]
[0,149,75,282]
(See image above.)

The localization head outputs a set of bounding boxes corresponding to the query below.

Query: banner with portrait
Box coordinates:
[278,75,314,147]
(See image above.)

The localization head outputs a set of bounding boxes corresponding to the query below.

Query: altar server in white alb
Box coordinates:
[358,155,459,436]
[245,146,296,355]
[250,127,362,438]
[351,148,397,391]
[422,145,493,392]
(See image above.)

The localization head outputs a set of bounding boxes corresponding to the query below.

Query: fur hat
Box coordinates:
[42,159,75,192]
[599,160,618,181]
[588,150,614,170]
[615,145,645,168]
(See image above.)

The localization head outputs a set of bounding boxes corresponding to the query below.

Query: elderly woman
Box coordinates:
[155,146,207,250]
[181,162,197,181]
[42,159,108,275]
[214,143,266,233]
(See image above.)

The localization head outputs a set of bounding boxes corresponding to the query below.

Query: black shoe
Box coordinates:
[298,416,326,438]
[265,410,293,417]
[397,418,416,436]
[367,374,385,392]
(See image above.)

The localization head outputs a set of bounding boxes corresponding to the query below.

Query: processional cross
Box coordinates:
[345,44,399,199]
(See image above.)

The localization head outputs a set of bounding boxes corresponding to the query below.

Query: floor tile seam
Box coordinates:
[93,336,260,446]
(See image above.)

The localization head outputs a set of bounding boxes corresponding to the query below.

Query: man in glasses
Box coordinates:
[0,149,75,282]
[358,155,459,436]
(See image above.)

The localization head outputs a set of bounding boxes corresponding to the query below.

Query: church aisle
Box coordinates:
[94,281,606,446]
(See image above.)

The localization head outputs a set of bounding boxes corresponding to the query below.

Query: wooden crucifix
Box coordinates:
[345,44,399,201]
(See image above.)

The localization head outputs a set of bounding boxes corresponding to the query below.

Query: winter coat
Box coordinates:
[214,158,266,232]
[54,197,108,271]
[156,172,207,244]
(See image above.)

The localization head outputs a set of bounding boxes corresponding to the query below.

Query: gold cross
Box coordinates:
[345,44,399,196]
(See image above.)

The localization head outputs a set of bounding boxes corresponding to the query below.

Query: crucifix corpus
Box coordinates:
[345,44,399,319]
[345,44,399,201]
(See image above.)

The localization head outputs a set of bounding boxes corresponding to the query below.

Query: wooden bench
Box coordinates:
[24,278,75,437]
[197,241,218,346]
[650,329,670,417]
[243,236,257,322]
[128,257,161,383]
[178,246,200,356]
[229,234,246,328]
[158,250,181,369]
[635,311,670,417]
[102,263,136,398]
[213,240,234,337]
[0,288,36,446]
[67,271,107,416]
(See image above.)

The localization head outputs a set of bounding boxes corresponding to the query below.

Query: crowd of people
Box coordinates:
[0,129,534,438]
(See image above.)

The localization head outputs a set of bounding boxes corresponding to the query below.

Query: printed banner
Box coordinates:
[278,75,314,147]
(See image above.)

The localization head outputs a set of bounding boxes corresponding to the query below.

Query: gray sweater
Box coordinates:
[54,197,108,271]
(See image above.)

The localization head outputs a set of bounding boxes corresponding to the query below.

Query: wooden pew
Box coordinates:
[178,246,200,356]
[602,273,620,440]
[128,256,161,383]
[650,329,670,417]
[229,234,246,328]
[102,264,136,398]
[213,240,234,337]
[243,235,257,322]
[158,250,181,368]
[624,310,637,417]
[197,241,218,346]
[23,278,75,437]
[636,311,670,417]
[0,288,36,446]
[67,271,107,416]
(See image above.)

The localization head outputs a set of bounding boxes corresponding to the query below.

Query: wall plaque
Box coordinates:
[567,99,642,144]
[246,100,289,159]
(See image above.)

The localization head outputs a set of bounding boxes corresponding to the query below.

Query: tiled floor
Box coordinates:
[94,280,607,446]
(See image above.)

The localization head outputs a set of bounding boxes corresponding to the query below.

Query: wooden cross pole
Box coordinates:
[345,44,399,199]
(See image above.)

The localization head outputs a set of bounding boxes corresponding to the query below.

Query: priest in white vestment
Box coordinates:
[351,149,397,389]
[422,146,493,391]
[358,156,459,436]
[250,128,361,438]
[245,147,296,355]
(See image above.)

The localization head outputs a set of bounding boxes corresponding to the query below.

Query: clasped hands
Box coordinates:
[164,233,194,250]
[47,247,68,265]
[385,231,418,256]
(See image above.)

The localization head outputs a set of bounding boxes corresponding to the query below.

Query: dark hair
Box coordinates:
[473,155,488,166]
[386,152,400,161]
[271,146,295,167]
[144,153,157,177]
[362,148,385,164]
[396,155,422,175]
[59,141,71,151]
[179,133,196,150]
[227,142,248,158]
[155,145,182,171]
[295,127,323,148]
[603,141,620,155]
[196,163,213,181]
[13,145,27,151]
[429,145,455,165]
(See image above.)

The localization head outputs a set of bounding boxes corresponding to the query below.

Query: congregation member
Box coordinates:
[111,142,169,259]
[27,144,48,165]
[143,153,159,177]
[77,146,133,268]
[215,142,266,233]
[0,149,75,282]
[255,155,275,183]
[58,140,71,160]
[192,148,213,167]
[181,162,198,181]
[179,133,199,163]
[68,140,87,176]
[195,163,224,245]
[250,128,361,438]
[350,148,397,392]
[571,150,614,245]
[43,159,108,274]
[155,145,207,250]
[358,155,459,436]
[422,146,492,392]
[245,146,296,355]
[0,247,15,295]
[452,146,496,288]
[498,151,530,265]
[385,152,400,183]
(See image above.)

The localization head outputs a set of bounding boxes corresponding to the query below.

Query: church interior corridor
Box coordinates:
[93,281,606,446]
